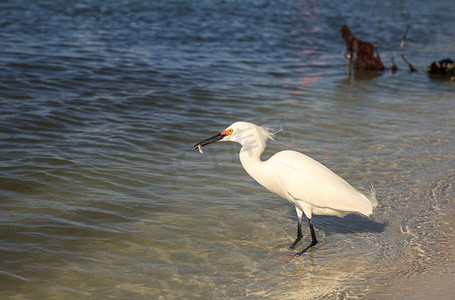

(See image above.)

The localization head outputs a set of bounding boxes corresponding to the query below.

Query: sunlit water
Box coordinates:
[1,0,454,299]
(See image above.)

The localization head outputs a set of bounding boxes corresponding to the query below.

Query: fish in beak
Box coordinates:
[191,129,232,155]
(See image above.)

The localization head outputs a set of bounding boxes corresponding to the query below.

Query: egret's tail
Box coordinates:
[357,186,376,217]
[368,185,378,209]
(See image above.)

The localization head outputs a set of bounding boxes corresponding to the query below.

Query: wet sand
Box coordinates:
[378,262,455,299]
[372,202,455,299]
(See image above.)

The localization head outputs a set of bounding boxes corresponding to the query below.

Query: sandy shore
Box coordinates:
[373,202,455,300]
[373,261,455,300]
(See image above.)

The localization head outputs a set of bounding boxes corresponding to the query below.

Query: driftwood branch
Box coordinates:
[391,53,398,73]
[341,23,452,79]
[400,24,418,72]
[341,24,385,71]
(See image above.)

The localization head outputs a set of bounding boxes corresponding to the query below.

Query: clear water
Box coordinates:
[1,0,454,298]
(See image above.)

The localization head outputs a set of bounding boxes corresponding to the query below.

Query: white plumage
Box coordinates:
[192,121,375,255]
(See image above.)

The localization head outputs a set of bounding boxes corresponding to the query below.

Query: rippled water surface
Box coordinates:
[1,0,454,299]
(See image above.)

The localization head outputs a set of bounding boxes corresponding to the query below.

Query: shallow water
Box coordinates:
[1,0,455,298]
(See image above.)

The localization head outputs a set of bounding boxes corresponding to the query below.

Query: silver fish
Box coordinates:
[198,144,204,155]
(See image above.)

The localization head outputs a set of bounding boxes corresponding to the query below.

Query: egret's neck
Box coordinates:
[238,140,266,184]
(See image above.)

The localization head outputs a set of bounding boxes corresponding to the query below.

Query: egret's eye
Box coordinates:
[221,128,233,135]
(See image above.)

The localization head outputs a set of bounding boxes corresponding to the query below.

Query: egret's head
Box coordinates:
[191,121,275,155]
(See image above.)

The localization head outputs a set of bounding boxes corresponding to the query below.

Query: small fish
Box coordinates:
[198,144,204,155]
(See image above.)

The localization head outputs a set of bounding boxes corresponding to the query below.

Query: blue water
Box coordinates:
[1,0,455,298]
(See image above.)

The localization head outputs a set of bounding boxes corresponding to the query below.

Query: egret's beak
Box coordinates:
[191,132,227,154]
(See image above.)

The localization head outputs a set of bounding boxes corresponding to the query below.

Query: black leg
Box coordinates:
[309,218,318,246]
[295,218,318,256]
[289,219,303,249]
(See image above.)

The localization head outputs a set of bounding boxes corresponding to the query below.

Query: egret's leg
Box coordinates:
[289,219,303,249]
[308,219,318,246]
[296,219,319,256]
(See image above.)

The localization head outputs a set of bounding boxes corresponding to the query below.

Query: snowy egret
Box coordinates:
[191,121,375,255]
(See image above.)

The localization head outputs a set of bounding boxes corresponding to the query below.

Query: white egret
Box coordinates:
[191,121,375,255]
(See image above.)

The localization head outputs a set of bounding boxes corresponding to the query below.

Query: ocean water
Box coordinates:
[1,0,454,298]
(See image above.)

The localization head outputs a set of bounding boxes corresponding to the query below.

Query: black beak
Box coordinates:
[191,133,226,151]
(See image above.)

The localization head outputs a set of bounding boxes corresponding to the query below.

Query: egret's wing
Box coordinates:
[269,151,373,216]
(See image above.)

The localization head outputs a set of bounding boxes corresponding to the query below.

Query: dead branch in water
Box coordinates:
[341,24,385,71]
[391,53,398,73]
[400,24,418,72]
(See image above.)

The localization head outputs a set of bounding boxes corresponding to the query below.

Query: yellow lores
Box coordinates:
[221,128,233,136]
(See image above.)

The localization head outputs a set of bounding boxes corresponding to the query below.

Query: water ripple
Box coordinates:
[1,0,455,298]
